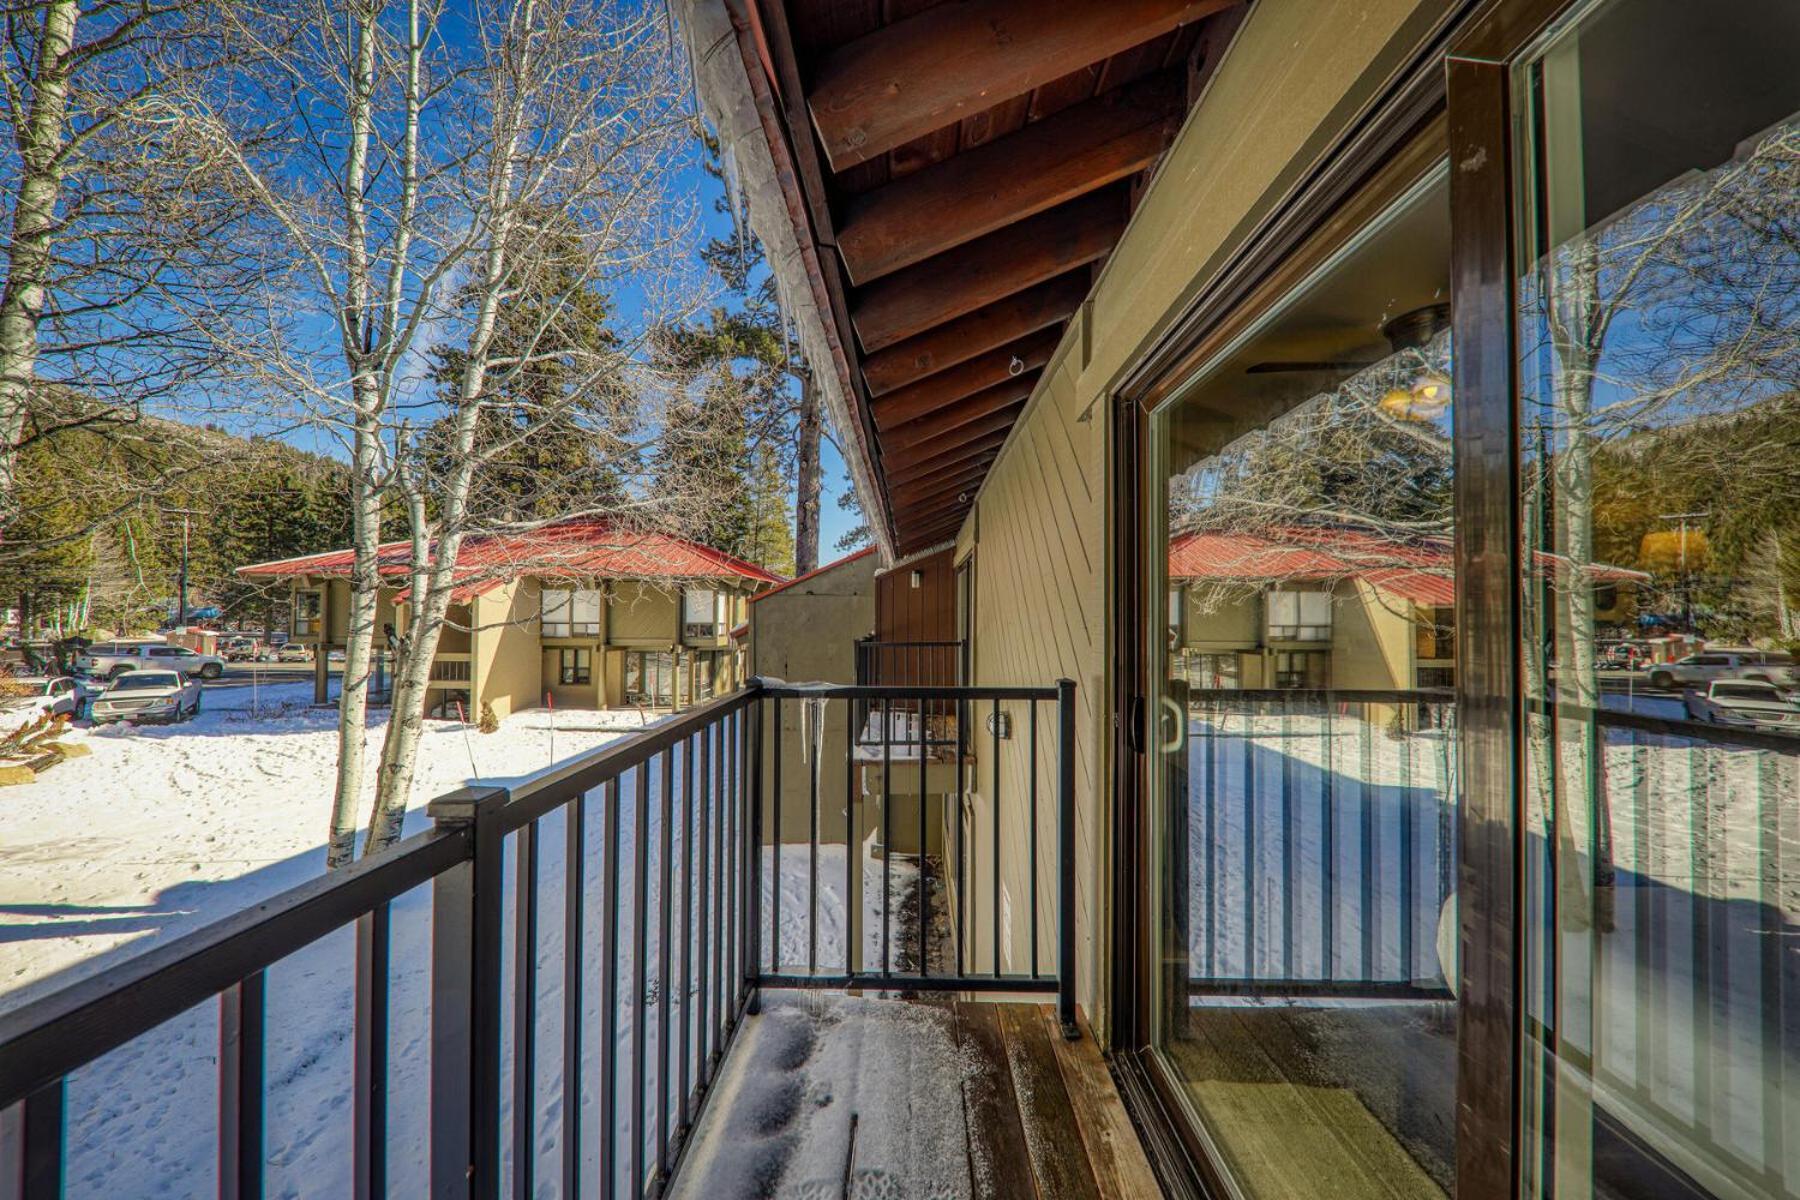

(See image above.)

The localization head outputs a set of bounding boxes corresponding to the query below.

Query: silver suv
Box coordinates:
[1649,649,1797,691]
[77,641,226,681]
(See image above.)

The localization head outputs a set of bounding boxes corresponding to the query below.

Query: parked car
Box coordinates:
[0,676,80,724]
[76,641,226,680]
[88,670,202,724]
[275,643,312,664]
[221,637,261,662]
[1683,679,1800,732]
[1648,650,1797,691]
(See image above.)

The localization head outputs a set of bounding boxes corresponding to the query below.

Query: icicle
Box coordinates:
[720,140,749,267]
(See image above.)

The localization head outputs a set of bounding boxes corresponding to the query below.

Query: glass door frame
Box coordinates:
[1104,2,1585,1197]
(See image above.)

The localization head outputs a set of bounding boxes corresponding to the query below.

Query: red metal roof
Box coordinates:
[1169,528,1644,606]
[238,519,785,604]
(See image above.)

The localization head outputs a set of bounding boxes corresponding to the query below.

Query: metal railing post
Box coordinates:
[1055,679,1079,1040]
[747,688,764,1015]
[427,784,509,1200]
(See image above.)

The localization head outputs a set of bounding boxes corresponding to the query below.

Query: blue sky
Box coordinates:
[240,131,864,564]
[683,159,862,557]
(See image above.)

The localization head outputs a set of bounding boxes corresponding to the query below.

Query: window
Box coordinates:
[294,592,321,637]
[1265,590,1331,641]
[542,587,601,638]
[694,650,718,700]
[557,648,591,686]
[1271,649,1329,689]
[1417,666,1455,690]
[1174,651,1239,691]
[623,650,674,707]
[683,588,724,639]
[1514,4,1800,1195]
[1147,160,1454,1199]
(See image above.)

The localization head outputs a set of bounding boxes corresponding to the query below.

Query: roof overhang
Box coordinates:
[678,0,1247,560]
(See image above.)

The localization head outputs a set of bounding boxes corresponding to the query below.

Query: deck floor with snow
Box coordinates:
[667,993,1158,1200]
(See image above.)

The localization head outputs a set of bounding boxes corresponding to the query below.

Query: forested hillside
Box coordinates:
[2,396,352,634]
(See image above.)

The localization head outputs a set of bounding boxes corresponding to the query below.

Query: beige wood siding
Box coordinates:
[608,582,679,646]
[473,579,541,721]
[951,0,1453,1043]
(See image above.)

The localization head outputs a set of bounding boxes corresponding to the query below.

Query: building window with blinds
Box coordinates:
[1265,589,1331,641]
[542,587,602,638]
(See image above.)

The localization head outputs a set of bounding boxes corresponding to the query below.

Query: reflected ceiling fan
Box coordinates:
[1244,302,1451,419]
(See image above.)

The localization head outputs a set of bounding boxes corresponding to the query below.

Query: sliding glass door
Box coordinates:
[1144,159,1460,1199]
[1512,3,1800,1196]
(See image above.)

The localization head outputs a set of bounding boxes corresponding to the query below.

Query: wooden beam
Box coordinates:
[893,489,983,530]
[882,373,1037,452]
[882,402,1025,474]
[891,461,1000,510]
[894,493,983,536]
[807,0,1231,170]
[838,72,1183,283]
[886,437,1005,487]
[853,191,1124,353]
[873,329,1061,432]
[903,517,968,549]
[863,274,1087,397]
[891,461,995,506]
[906,506,971,538]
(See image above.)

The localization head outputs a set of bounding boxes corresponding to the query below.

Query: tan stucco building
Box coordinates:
[238,520,780,717]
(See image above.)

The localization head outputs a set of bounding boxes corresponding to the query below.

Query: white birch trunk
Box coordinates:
[325,1,388,869]
[0,0,79,522]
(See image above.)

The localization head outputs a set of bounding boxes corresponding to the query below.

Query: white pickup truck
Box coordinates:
[76,641,226,680]
[1683,679,1800,732]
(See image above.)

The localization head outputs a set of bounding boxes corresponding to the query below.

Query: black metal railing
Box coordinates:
[752,682,1077,1038]
[853,639,963,688]
[1175,688,1458,1003]
[1525,697,1800,1198]
[0,677,1077,1198]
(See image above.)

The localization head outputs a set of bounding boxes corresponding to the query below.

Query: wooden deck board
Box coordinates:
[669,994,1149,1199]
[952,1000,1040,1199]
[1045,1007,1163,1200]
[998,1002,1105,1200]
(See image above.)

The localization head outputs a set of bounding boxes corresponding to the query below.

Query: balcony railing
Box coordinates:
[0,678,1075,1198]
[853,638,963,688]
[1179,685,1800,1197]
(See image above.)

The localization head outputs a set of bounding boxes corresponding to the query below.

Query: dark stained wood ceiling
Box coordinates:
[743,0,1248,556]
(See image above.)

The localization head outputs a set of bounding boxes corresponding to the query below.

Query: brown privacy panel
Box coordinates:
[874,547,957,645]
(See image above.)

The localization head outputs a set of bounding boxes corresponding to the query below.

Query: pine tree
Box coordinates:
[745,443,796,575]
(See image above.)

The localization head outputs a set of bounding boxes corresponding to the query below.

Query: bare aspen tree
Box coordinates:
[173,0,696,862]
[355,0,695,853]
[0,0,256,527]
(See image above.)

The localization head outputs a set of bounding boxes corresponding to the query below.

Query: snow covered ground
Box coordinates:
[0,680,649,1007]
[1,683,912,1198]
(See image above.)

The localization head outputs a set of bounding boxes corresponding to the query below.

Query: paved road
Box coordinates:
[206,662,339,689]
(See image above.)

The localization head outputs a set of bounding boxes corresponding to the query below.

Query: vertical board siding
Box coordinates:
[874,547,958,643]
[964,357,1107,1022]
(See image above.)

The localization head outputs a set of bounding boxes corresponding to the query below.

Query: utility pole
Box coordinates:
[262,482,301,642]
[1658,510,1707,633]
[162,507,204,627]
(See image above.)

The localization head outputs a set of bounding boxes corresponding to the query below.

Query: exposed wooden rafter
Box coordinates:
[886,437,1006,487]
[806,0,1232,170]
[881,402,1030,475]
[881,374,1039,453]
[872,328,1063,432]
[852,190,1124,352]
[836,71,1184,283]
[861,273,1088,398]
